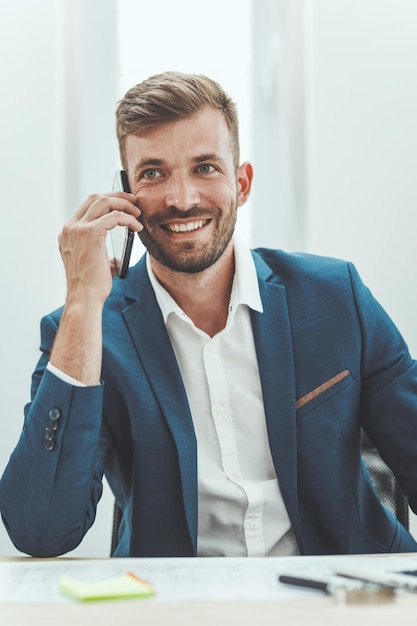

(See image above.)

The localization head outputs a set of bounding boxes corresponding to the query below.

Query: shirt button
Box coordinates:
[249,520,259,530]
[214,407,224,417]
[231,472,241,481]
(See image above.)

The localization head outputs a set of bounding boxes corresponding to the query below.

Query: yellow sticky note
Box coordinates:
[60,571,154,602]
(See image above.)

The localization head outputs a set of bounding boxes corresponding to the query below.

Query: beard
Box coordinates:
[138,203,238,274]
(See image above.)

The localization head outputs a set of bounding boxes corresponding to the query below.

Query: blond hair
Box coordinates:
[116,71,240,170]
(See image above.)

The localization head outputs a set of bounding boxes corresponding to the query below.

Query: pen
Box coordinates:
[278,574,395,603]
[278,574,333,594]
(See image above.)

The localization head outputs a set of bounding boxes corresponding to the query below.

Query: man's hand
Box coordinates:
[59,192,142,304]
[50,192,142,386]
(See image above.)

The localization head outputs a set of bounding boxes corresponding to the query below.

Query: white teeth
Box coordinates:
[167,219,208,233]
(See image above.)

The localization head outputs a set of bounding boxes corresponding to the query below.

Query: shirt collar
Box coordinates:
[232,234,263,313]
[146,235,264,324]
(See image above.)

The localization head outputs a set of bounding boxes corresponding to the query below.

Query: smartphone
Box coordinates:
[109,170,135,278]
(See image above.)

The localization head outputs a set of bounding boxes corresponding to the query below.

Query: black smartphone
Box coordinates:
[109,170,135,279]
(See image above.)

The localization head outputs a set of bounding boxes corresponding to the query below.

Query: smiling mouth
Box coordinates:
[163,219,210,233]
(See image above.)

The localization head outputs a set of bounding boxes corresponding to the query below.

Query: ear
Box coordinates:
[236,161,254,207]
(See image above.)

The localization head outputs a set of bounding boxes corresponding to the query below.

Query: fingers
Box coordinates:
[74,192,141,225]
[99,207,144,233]
[61,192,143,258]
[109,258,118,278]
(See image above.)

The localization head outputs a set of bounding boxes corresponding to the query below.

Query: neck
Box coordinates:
[150,243,235,337]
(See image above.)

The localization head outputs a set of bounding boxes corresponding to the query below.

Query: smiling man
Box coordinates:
[2,72,417,558]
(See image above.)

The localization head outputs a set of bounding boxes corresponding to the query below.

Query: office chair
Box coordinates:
[110,433,410,554]
[111,503,123,556]
[361,431,409,530]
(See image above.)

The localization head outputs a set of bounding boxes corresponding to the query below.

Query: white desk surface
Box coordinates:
[2,554,417,625]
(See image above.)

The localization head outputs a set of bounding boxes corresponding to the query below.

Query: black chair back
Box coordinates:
[361,432,409,529]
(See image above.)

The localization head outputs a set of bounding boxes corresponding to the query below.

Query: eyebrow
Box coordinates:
[133,157,162,174]
[193,153,230,171]
[193,153,222,164]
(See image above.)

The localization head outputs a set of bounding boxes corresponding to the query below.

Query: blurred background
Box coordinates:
[1,0,417,556]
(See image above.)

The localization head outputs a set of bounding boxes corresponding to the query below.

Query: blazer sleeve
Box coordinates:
[0,313,107,557]
[349,262,417,511]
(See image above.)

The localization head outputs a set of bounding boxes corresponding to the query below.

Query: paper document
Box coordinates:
[1,554,417,605]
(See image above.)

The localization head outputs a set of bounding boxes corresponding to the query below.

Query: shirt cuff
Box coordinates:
[46,361,87,388]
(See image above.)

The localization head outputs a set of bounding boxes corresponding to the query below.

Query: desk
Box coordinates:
[2,554,417,626]
[4,596,417,626]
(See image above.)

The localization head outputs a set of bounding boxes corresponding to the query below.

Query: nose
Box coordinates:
[164,172,200,211]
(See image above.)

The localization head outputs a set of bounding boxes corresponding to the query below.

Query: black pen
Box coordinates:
[278,574,395,603]
[278,574,333,594]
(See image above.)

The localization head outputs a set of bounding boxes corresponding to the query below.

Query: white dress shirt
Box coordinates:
[48,236,299,557]
[147,236,299,557]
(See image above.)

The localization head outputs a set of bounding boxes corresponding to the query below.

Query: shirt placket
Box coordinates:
[203,336,266,557]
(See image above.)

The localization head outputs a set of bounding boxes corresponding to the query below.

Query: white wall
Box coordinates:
[304,0,417,355]
[0,0,65,556]
[250,0,308,252]
[0,0,118,556]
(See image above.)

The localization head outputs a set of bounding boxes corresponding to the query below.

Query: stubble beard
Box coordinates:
[138,203,238,274]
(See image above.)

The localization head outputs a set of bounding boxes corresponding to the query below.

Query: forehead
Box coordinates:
[125,107,233,164]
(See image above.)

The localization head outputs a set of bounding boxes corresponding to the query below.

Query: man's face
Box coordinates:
[125,107,252,274]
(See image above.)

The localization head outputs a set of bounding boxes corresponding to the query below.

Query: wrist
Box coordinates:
[50,297,104,386]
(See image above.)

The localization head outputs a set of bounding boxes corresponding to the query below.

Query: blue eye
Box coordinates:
[198,164,214,174]
[144,169,160,179]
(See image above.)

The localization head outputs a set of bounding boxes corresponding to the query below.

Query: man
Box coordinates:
[1,71,417,558]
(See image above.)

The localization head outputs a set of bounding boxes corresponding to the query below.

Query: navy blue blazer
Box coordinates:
[1,248,417,557]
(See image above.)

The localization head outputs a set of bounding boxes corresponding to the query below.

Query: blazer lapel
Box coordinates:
[251,253,302,547]
[122,261,198,552]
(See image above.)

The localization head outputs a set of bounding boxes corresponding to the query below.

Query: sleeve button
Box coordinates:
[44,439,55,451]
[49,408,61,421]
[44,428,54,441]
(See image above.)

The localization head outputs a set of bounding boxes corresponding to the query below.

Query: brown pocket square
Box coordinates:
[295,369,351,410]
